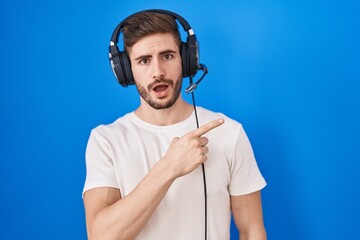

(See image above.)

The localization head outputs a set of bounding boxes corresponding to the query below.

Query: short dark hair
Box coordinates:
[122,11,181,51]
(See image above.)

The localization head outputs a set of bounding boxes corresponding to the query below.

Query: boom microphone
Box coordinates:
[185,64,208,94]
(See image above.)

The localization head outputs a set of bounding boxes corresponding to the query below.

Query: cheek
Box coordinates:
[169,58,183,76]
[131,65,148,83]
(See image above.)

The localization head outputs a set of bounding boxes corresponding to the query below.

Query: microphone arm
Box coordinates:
[185,64,208,94]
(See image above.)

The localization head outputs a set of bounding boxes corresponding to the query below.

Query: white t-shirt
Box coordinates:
[83,107,266,239]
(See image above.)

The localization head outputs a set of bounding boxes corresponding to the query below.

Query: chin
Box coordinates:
[148,96,179,110]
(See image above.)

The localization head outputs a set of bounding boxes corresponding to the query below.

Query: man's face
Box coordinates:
[128,33,183,110]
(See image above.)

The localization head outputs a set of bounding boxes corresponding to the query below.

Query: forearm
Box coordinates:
[231,192,266,240]
[89,161,175,240]
[238,227,267,240]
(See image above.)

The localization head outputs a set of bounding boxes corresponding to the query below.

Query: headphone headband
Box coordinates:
[110,9,194,44]
[108,9,200,87]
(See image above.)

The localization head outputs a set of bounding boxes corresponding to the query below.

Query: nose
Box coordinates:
[152,58,165,79]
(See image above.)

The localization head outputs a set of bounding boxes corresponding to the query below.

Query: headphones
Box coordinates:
[108,9,201,87]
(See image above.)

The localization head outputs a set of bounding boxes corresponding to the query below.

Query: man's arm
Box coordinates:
[231,191,267,240]
[83,161,175,240]
[83,119,224,240]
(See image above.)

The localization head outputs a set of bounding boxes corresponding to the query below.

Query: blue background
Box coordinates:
[1,0,359,239]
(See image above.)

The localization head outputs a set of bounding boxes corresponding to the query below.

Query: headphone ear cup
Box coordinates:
[109,43,134,87]
[181,39,199,78]
[186,37,199,77]
[110,52,128,87]
[120,52,135,86]
[181,42,189,78]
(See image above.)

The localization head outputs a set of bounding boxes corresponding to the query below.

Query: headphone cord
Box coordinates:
[190,90,208,240]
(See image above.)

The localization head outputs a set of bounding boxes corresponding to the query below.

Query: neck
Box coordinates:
[134,95,194,126]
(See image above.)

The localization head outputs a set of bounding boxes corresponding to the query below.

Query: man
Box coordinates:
[83,10,267,240]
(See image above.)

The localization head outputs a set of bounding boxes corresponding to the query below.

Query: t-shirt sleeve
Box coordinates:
[82,129,119,196]
[228,125,266,196]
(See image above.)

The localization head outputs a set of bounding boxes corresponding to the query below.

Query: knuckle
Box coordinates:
[189,139,197,147]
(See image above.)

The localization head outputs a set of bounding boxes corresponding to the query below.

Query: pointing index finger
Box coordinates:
[192,118,224,137]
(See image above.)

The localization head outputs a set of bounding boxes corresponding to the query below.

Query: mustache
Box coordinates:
[147,79,174,91]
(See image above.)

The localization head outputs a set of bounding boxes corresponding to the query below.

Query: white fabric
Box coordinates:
[83,107,266,240]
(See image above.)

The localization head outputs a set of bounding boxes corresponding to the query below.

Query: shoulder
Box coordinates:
[90,113,133,140]
[196,107,247,147]
[197,107,243,131]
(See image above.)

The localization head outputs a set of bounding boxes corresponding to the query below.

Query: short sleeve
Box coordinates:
[82,129,119,196]
[228,125,266,196]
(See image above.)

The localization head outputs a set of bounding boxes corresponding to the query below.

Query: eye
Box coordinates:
[163,54,174,61]
[138,58,150,65]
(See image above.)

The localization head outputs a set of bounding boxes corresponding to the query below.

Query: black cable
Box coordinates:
[190,90,208,240]
[191,92,200,128]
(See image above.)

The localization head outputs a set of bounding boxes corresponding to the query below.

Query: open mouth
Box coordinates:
[148,79,174,97]
[153,85,169,92]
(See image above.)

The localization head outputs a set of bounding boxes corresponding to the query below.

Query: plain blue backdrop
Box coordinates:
[1,0,359,239]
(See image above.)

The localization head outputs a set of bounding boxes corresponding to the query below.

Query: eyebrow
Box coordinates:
[134,49,177,61]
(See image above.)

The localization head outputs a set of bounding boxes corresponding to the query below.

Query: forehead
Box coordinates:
[128,33,179,58]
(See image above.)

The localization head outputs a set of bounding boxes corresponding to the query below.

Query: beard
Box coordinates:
[135,76,183,110]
